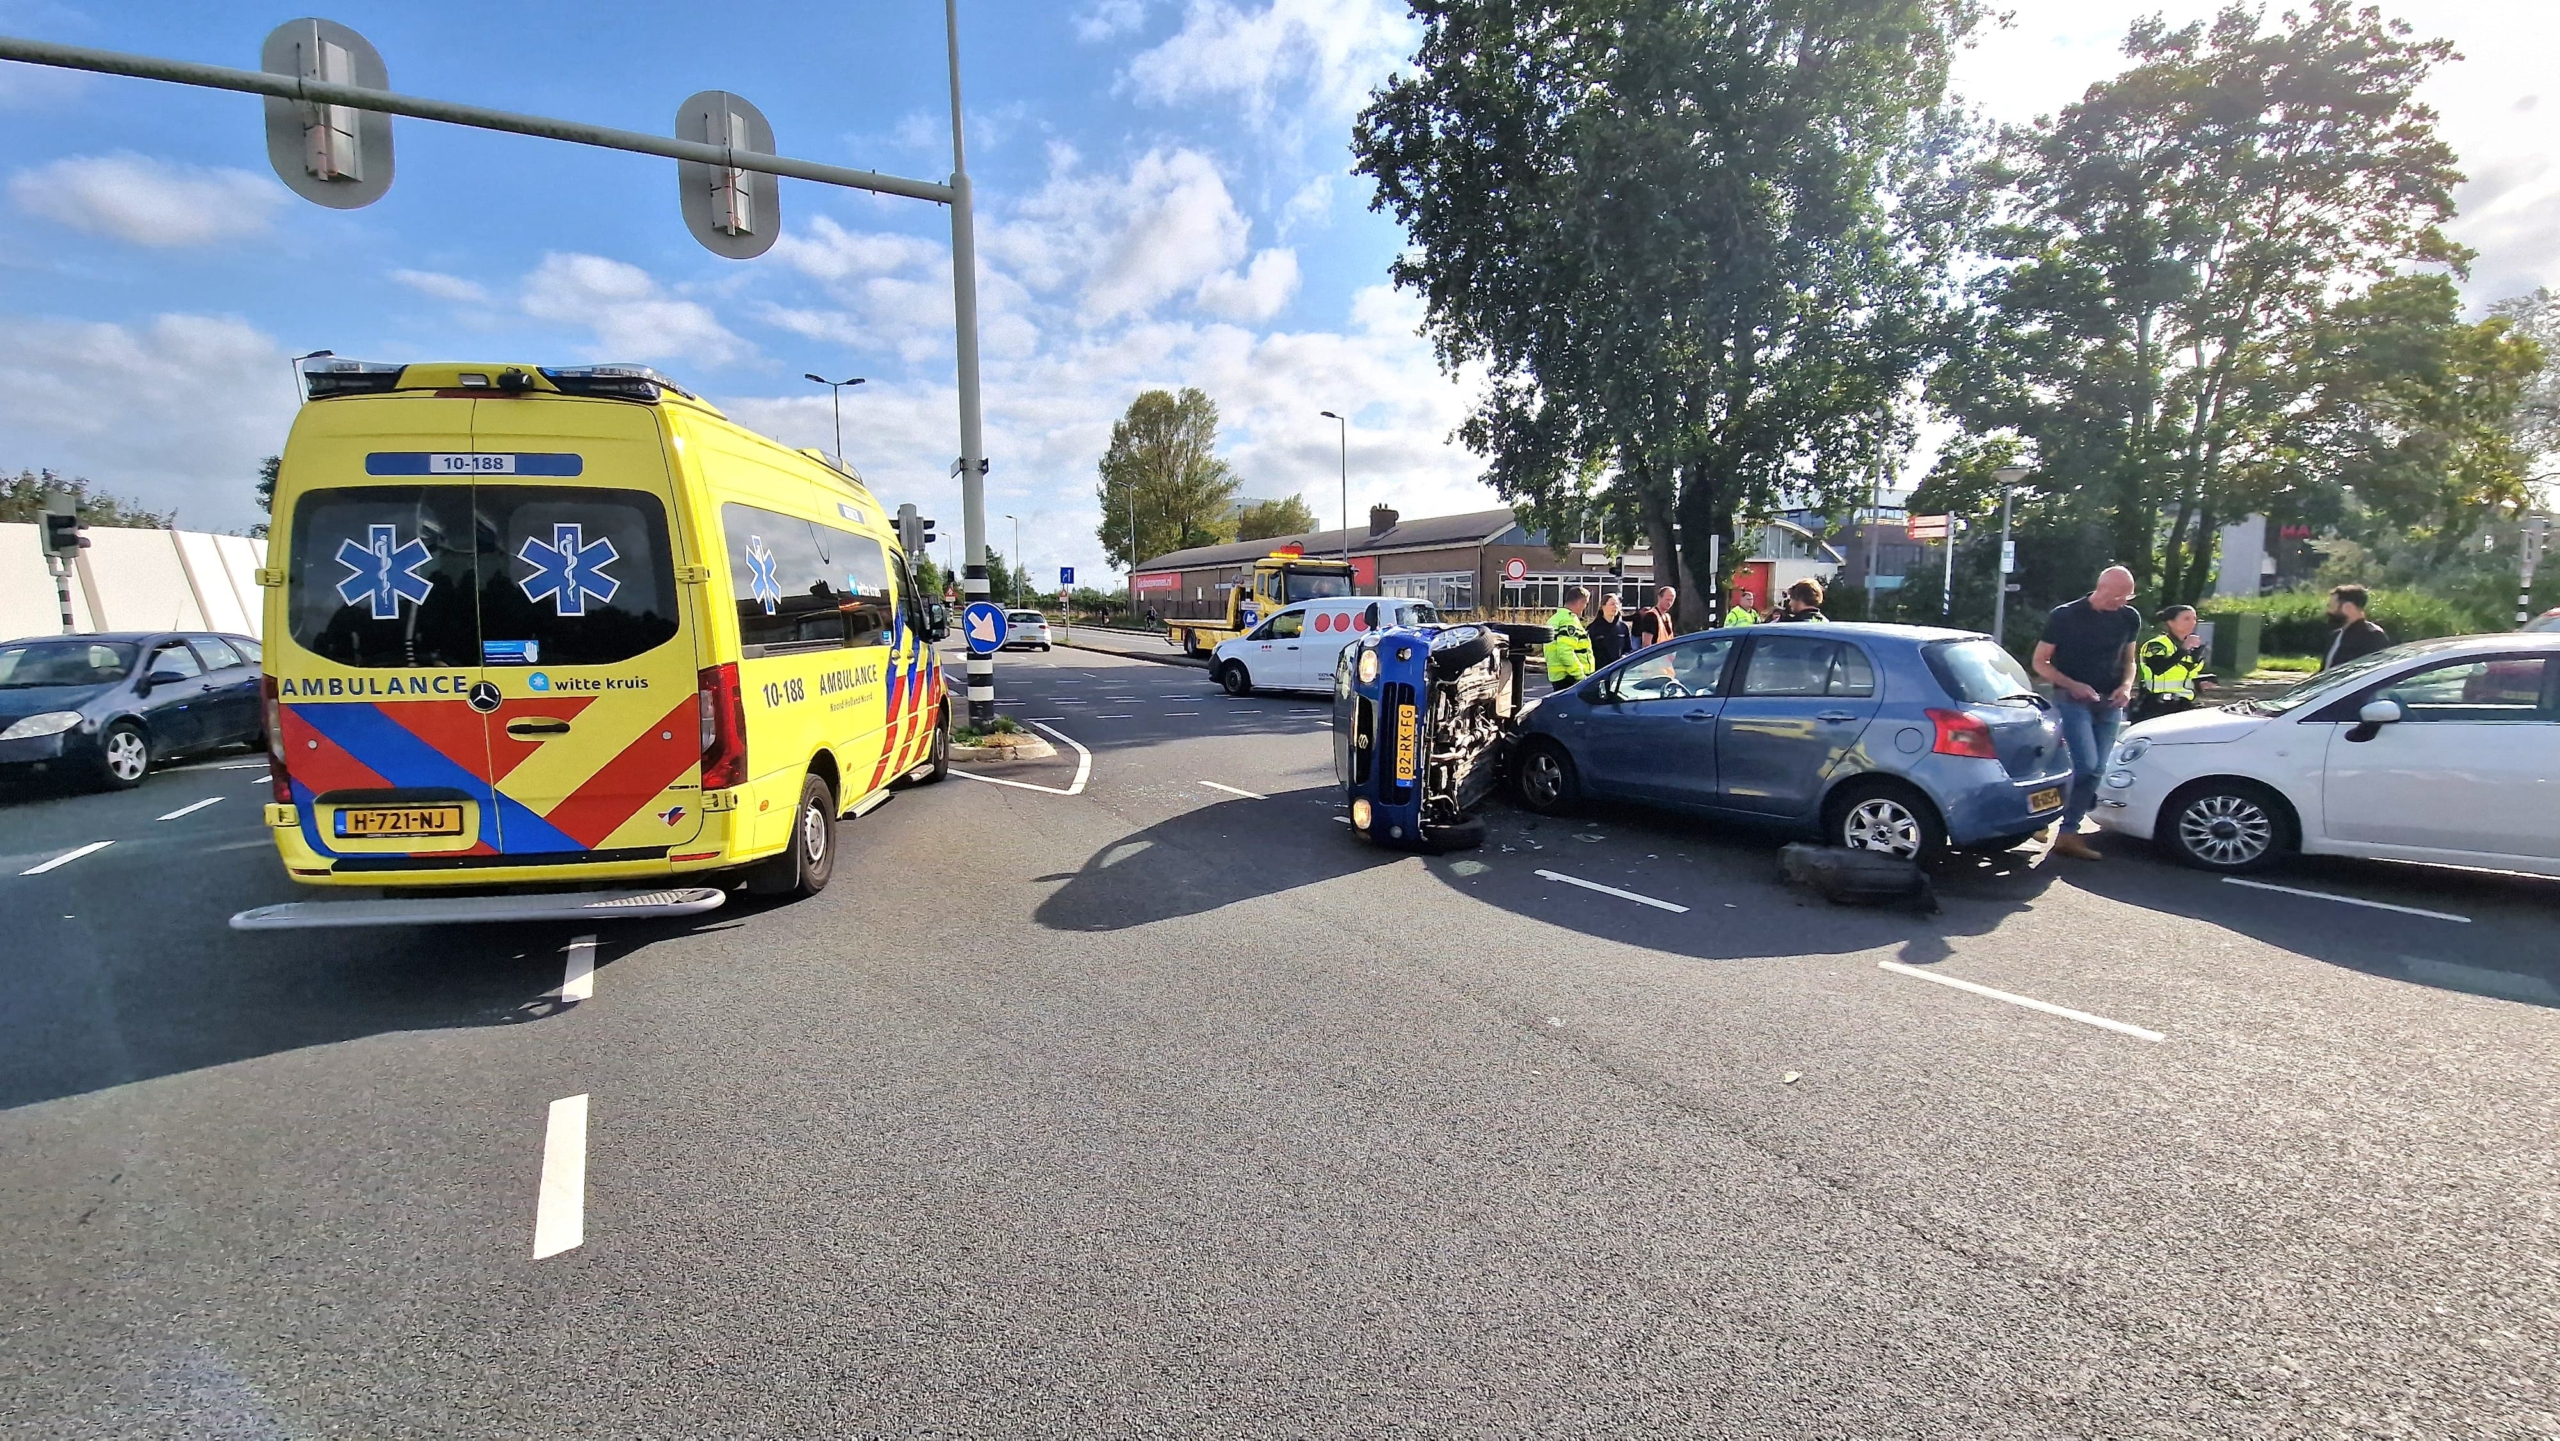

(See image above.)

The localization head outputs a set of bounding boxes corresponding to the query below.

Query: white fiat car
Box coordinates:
[2094,634,2559,876]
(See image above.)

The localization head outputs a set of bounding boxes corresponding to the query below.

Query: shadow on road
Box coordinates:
[1033,783,2061,964]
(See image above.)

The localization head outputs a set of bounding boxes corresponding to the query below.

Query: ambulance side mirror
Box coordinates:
[926,603,949,641]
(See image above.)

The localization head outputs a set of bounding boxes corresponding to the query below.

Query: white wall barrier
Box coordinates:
[1,524,267,641]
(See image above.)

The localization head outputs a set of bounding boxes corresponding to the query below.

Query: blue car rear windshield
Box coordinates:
[1926,639,2038,704]
[0,640,137,687]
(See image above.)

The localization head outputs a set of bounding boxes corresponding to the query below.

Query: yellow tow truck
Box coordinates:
[1158,548,1357,656]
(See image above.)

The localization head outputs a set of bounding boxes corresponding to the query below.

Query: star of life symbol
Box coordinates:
[745,536,782,615]
[515,523,621,617]
[335,524,434,620]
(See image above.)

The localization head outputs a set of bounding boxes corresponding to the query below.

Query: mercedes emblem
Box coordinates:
[466,680,503,714]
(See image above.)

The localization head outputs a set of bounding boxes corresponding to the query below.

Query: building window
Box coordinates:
[1501,574,1651,613]
[1379,570,1475,612]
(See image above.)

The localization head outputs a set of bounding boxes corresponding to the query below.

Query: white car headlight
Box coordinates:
[2114,737,2151,764]
[1356,646,1379,685]
[0,710,82,741]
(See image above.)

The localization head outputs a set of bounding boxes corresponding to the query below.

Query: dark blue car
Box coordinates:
[1512,623,2074,857]
[0,631,265,790]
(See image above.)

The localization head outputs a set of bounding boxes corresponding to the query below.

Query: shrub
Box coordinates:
[2199,586,2501,656]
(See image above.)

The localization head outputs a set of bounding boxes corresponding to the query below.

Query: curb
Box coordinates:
[951,737,1059,766]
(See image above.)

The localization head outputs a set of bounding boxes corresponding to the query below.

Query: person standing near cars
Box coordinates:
[2133,604,2207,722]
[1543,586,1595,692]
[1589,592,1634,668]
[2032,565,2141,860]
[1630,585,1678,650]
[1723,590,1762,628]
[1771,578,1828,622]
[2321,584,2389,670]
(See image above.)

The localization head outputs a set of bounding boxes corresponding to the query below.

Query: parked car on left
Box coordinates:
[0,632,265,790]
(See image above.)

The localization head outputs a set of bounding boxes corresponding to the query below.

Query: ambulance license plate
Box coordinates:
[1394,703,1418,782]
[2028,787,2064,813]
[335,805,464,838]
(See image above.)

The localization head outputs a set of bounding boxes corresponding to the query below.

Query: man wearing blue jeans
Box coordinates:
[2031,566,2140,860]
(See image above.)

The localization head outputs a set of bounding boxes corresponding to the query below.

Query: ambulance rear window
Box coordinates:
[286,485,678,668]
[721,503,895,656]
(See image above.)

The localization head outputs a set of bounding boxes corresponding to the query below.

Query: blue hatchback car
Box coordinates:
[1512,623,2074,857]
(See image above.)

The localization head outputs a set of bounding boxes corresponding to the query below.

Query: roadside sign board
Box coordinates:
[1059,566,1074,587]
[675,90,779,259]
[1906,513,1951,541]
[1504,557,1528,582]
[261,19,394,209]
[2000,540,2017,574]
[962,601,1007,655]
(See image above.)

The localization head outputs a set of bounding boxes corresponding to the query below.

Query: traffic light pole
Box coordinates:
[946,0,993,730]
[0,18,998,720]
[46,556,74,635]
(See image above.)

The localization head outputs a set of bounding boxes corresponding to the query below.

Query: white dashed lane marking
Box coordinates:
[20,841,113,875]
[1199,781,1267,800]
[558,934,597,1002]
[157,797,225,821]
[1534,868,1690,913]
[2221,877,2470,924]
[1879,961,2165,1042]
[532,1094,589,1260]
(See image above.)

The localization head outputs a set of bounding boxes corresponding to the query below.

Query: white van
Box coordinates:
[1212,597,1438,695]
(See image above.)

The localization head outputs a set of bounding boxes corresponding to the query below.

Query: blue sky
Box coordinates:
[2,0,2551,579]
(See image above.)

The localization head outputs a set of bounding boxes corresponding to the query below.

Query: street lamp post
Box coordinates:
[1990,465,2028,646]
[1317,410,1348,558]
[1004,512,1019,607]
[801,373,865,469]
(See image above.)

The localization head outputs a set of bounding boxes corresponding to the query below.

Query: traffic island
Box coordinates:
[950,720,1057,766]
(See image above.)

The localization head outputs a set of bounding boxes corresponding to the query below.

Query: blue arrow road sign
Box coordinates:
[962,601,1008,655]
[1059,566,1074,587]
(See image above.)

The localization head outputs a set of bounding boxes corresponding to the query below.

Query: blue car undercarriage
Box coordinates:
[1334,622,1543,852]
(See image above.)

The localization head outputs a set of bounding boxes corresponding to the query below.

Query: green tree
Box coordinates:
[1235,494,1318,542]
[1930,1,2466,603]
[2286,274,2541,557]
[1095,388,1241,570]
[0,469,174,528]
[249,454,282,537]
[1354,0,1976,629]
[2487,287,2560,498]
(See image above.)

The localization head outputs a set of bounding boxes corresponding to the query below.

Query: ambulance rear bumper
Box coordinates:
[229,886,727,930]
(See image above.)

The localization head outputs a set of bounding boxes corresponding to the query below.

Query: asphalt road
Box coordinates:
[4,643,2557,1438]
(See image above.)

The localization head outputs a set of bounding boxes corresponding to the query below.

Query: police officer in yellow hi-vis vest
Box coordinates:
[1723,589,1762,628]
[2133,603,2209,723]
[1544,585,1596,692]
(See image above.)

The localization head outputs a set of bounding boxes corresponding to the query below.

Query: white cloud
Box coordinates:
[8,152,285,247]
[0,312,294,531]
[1279,173,1336,236]
[992,146,1252,322]
[519,253,754,368]
[1076,0,1152,41]
[1195,247,1301,321]
[390,268,491,305]
[1124,0,1414,129]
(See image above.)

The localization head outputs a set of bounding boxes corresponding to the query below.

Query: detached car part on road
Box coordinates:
[1335,621,1539,851]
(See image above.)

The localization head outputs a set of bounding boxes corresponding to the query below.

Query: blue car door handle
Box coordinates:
[1683,710,1714,722]
[1816,710,1858,723]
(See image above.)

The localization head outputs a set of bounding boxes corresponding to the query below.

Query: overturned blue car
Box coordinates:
[1332,619,1542,852]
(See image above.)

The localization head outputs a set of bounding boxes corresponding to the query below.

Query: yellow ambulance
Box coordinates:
[249,361,949,918]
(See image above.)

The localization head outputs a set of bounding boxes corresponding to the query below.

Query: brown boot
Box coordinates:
[2051,832,2104,861]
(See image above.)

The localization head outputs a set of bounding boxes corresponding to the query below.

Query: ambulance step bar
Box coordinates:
[230,886,727,931]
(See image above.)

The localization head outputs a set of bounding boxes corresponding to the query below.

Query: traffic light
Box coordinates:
[41,491,87,560]
[896,503,937,555]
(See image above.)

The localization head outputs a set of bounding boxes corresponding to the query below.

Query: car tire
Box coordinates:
[1219,662,1253,697]
[1824,777,1947,861]
[1183,632,1209,658]
[2160,779,2294,874]
[1425,814,1488,852]
[1513,740,1579,816]
[747,772,837,899]
[96,722,150,790]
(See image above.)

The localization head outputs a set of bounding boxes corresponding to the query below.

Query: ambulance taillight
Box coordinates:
[698,662,749,789]
[264,673,291,805]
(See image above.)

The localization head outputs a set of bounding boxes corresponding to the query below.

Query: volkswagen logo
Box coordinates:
[466,680,504,714]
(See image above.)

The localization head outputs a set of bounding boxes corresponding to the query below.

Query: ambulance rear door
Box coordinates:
[463,397,706,856]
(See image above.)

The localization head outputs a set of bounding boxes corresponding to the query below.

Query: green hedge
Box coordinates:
[2199,587,2502,656]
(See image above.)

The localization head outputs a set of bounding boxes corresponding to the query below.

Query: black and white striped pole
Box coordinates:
[2522,512,2548,628]
[946,0,995,729]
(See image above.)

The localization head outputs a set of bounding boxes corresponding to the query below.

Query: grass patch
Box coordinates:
[2254,655,2320,673]
[953,715,1026,746]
